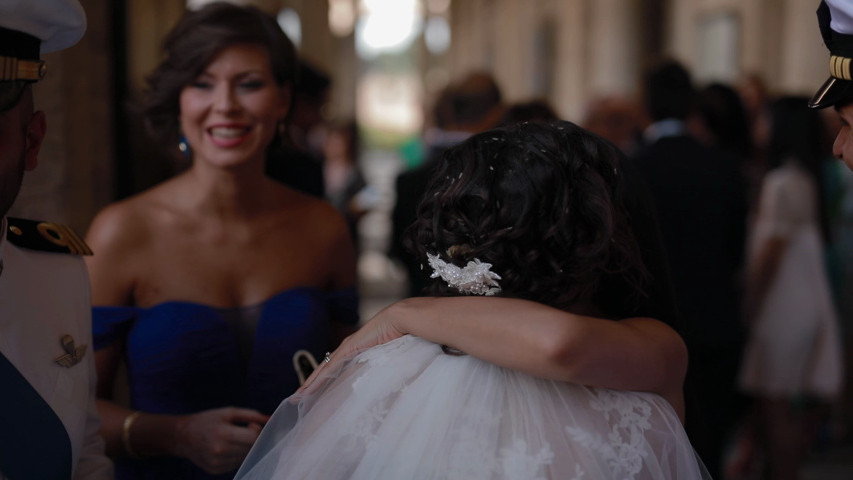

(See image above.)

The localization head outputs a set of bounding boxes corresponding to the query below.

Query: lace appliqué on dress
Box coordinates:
[346,337,426,447]
[565,389,653,479]
[499,439,555,480]
[446,411,555,480]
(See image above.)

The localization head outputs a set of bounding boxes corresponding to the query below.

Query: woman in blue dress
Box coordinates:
[83,3,358,478]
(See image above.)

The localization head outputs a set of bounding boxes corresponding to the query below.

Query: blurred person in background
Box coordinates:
[497,98,559,127]
[265,59,330,198]
[582,94,644,156]
[735,96,844,480]
[692,82,753,162]
[630,59,749,479]
[692,82,761,222]
[323,119,377,248]
[737,73,773,184]
[391,71,506,297]
[84,4,358,478]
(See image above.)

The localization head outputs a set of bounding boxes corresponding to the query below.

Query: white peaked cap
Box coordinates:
[0,0,87,54]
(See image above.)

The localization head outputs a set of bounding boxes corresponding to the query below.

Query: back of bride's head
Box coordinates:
[409,120,648,314]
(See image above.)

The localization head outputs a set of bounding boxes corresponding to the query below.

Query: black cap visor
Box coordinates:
[810,76,853,109]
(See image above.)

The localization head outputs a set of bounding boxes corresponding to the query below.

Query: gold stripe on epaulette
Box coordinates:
[0,56,45,81]
[36,222,94,256]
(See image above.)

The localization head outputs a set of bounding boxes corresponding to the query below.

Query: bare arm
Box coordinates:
[303,296,687,417]
[84,204,140,307]
[391,297,684,393]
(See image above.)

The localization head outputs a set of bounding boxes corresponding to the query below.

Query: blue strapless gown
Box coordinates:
[92,286,359,480]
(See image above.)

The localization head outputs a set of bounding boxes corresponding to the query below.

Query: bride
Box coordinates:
[236,120,711,479]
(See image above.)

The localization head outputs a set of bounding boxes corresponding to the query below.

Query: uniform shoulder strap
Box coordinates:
[5,217,93,255]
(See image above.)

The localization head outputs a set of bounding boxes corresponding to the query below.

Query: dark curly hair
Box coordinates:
[407,120,650,317]
[141,2,297,152]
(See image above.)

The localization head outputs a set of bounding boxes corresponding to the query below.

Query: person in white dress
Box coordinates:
[236,120,711,479]
[736,96,844,480]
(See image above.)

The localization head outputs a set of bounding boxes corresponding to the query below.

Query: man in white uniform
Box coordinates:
[0,1,113,478]
[810,0,853,171]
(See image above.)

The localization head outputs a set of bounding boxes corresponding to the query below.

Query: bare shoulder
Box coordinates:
[277,188,350,239]
[85,184,174,255]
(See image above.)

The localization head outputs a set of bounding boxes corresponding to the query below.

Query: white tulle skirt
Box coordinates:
[236,335,710,480]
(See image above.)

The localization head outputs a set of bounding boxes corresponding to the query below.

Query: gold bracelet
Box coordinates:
[122,411,142,459]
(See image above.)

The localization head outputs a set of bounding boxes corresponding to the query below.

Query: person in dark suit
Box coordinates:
[630,59,749,479]
[265,59,330,198]
[391,72,505,297]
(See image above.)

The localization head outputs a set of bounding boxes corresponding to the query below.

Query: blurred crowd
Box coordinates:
[355,62,849,480]
[5,0,853,478]
[233,47,852,479]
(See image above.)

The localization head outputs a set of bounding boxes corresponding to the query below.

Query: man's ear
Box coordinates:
[24,110,46,171]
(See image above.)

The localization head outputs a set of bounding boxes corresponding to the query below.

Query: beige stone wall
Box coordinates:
[669,0,825,95]
[7,0,833,235]
[9,0,114,235]
[445,0,828,123]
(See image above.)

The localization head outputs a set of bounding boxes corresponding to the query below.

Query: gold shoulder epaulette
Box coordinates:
[5,217,93,256]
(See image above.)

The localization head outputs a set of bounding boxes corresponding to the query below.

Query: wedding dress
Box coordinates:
[236,335,711,480]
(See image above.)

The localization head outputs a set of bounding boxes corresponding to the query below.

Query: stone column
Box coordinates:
[10,0,115,235]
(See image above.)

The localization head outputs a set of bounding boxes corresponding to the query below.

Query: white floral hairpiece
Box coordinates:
[427,252,502,296]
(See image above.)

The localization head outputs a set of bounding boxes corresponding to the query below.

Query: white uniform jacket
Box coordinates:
[0,217,113,479]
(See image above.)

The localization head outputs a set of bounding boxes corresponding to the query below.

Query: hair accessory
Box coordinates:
[323,352,331,363]
[427,252,502,296]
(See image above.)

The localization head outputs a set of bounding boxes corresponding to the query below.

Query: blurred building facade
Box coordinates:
[11,0,826,232]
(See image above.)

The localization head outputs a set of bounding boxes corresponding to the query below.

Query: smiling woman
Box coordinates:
[83,3,360,479]
[178,44,289,169]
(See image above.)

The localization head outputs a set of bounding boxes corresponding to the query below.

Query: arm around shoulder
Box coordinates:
[378,297,687,401]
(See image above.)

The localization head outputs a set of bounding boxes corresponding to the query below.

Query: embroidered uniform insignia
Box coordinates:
[54,334,87,367]
[6,217,93,255]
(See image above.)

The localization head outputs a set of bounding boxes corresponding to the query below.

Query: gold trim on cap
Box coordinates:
[0,56,45,81]
[830,55,853,81]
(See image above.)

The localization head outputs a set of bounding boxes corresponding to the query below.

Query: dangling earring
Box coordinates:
[273,120,287,149]
[178,134,190,156]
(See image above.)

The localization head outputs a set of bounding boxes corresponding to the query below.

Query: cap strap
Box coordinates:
[0,56,45,81]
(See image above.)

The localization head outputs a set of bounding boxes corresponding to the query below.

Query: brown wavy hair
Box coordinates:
[407,120,649,317]
[141,2,297,151]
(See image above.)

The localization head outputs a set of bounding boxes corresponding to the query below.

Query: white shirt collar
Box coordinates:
[643,119,686,144]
